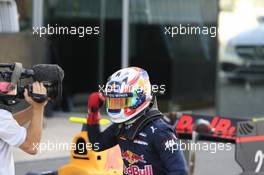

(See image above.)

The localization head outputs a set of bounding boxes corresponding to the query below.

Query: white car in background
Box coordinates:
[221,16,264,82]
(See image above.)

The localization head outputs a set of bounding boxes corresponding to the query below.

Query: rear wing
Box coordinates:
[175,113,249,143]
[175,114,264,174]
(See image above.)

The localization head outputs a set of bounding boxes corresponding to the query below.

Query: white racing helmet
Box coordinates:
[105,67,152,123]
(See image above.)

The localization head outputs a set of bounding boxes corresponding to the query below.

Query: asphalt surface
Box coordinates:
[195,143,242,175]
[15,157,69,175]
[15,81,264,175]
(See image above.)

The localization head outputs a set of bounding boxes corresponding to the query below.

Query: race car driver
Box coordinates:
[86,67,188,175]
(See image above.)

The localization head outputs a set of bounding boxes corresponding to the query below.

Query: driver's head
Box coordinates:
[105,67,152,123]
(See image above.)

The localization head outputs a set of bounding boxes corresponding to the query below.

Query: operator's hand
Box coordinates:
[87,92,105,125]
[24,82,48,108]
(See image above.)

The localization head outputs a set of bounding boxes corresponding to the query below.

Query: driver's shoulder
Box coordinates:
[143,118,174,135]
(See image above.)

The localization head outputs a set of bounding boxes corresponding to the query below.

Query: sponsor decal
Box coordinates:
[119,136,127,140]
[164,139,177,152]
[125,124,133,130]
[255,150,264,173]
[124,164,153,175]
[150,126,157,133]
[176,115,237,139]
[122,150,146,164]
[139,132,147,137]
[133,139,148,146]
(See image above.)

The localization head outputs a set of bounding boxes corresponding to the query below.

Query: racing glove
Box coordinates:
[87,92,105,125]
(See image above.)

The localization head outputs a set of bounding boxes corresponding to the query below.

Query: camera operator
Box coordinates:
[0,81,48,175]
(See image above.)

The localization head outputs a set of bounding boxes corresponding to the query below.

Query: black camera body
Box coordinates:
[0,62,64,104]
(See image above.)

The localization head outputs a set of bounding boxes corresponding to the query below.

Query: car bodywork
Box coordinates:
[58,131,123,175]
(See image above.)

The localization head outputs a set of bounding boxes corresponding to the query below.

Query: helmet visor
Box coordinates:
[105,93,134,110]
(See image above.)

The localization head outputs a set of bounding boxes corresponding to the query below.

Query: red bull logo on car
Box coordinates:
[124,164,153,175]
[122,150,146,164]
[176,114,238,139]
